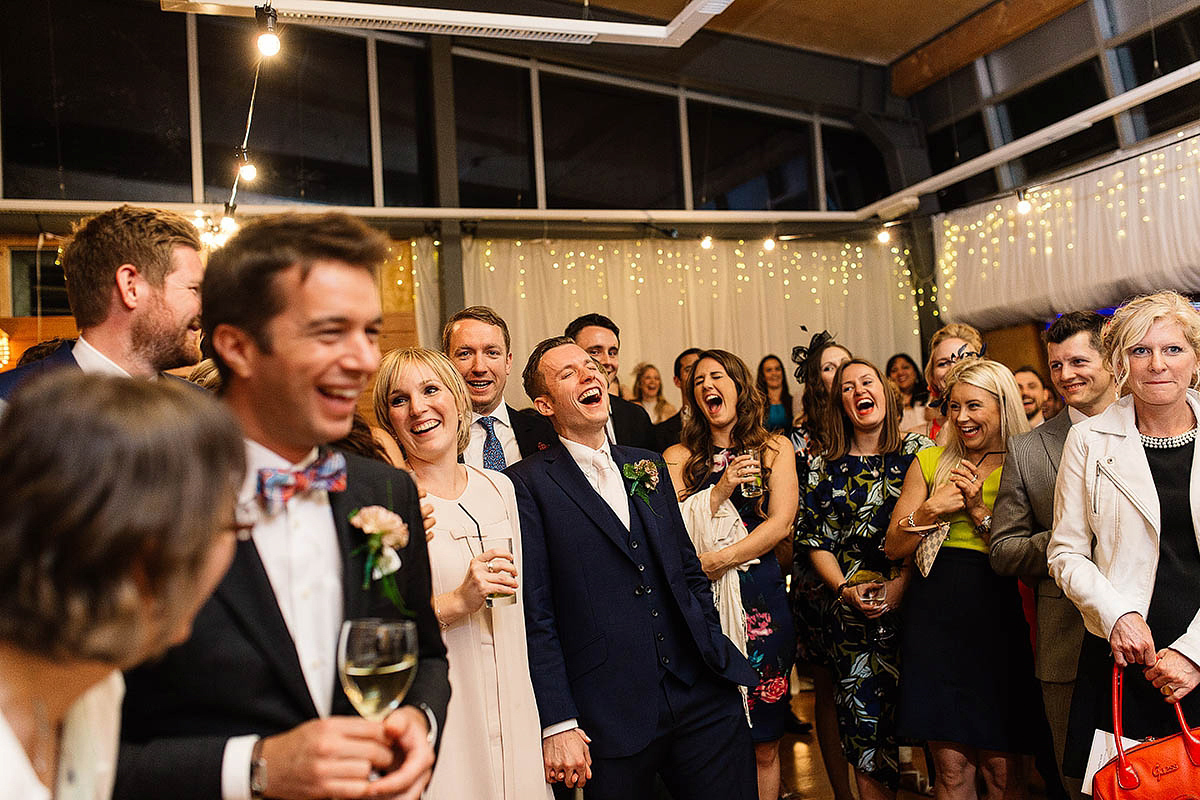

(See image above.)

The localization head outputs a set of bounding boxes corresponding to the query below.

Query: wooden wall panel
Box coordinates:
[0,316,78,371]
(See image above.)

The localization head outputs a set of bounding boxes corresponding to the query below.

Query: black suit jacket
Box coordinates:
[507,403,558,458]
[505,442,756,759]
[0,339,78,399]
[116,451,450,800]
[609,394,655,450]
[653,410,684,453]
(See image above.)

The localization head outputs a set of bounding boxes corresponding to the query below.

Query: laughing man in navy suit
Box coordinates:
[505,336,757,800]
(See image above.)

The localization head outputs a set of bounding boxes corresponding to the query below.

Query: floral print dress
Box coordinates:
[794,433,932,789]
[702,449,795,742]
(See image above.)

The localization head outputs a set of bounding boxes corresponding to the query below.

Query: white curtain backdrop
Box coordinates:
[436,236,923,410]
[412,236,440,350]
[934,127,1200,329]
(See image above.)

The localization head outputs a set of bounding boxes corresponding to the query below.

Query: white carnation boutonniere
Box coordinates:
[349,505,413,616]
[622,459,662,511]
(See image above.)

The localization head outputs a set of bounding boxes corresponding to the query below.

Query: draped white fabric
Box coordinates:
[413,237,441,351]
[934,128,1200,329]
[445,236,922,410]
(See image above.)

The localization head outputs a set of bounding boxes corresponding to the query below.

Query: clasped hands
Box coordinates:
[1110,612,1200,703]
[921,459,990,535]
[543,728,593,788]
[259,706,434,800]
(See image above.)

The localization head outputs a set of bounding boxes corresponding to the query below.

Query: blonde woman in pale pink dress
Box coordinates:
[374,347,551,800]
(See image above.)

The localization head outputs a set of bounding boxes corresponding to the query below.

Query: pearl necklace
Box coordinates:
[1139,427,1198,449]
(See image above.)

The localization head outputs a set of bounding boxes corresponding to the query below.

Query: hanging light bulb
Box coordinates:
[763,237,776,251]
[1016,189,1032,215]
[877,229,891,244]
[236,147,257,182]
[700,235,714,250]
[256,5,280,57]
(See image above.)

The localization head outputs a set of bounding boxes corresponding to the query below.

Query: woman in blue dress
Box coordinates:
[665,349,799,800]
[796,359,932,800]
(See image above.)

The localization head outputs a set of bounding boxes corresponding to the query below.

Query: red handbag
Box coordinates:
[1092,664,1200,799]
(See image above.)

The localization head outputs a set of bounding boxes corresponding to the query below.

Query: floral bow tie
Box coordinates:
[256,449,348,514]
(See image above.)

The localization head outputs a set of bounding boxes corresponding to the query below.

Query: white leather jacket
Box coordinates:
[1048,390,1200,666]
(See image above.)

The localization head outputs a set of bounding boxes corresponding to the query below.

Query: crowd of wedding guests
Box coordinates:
[2,205,1199,800]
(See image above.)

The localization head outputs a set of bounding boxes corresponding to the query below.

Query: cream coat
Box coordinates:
[1048,390,1200,665]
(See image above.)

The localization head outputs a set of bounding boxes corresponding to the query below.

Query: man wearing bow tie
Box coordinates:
[116,213,449,800]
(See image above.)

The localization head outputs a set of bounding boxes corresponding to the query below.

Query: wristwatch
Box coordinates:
[249,738,267,799]
[975,514,992,535]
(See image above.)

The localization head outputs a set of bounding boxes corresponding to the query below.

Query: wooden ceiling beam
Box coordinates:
[891,0,1085,98]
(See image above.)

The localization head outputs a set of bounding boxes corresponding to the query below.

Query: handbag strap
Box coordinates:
[1110,661,1200,791]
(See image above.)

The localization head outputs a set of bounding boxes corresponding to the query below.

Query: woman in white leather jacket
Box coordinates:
[1048,290,1200,779]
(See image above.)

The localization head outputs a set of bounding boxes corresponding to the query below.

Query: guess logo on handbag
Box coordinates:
[1151,762,1179,780]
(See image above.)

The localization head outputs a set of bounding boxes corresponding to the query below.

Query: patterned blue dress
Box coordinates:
[702,448,796,743]
[794,433,932,789]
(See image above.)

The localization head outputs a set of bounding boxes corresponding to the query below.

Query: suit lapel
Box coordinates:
[545,444,636,560]
[215,539,319,719]
[1039,411,1071,472]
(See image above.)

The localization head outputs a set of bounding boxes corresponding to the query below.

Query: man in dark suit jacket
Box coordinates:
[653,348,702,452]
[506,336,757,800]
[991,312,1116,800]
[441,305,556,468]
[0,205,206,405]
[565,312,656,450]
[116,213,450,800]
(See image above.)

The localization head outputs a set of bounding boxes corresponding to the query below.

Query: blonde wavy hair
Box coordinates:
[1102,291,1200,397]
[931,358,1029,490]
[374,347,473,458]
[923,322,983,394]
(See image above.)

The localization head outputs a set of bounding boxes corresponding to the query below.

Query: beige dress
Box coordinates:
[425,466,552,800]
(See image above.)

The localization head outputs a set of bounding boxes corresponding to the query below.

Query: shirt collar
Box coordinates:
[72,335,132,377]
[239,439,320,502]
[1067,405,1089,425]
[473,402,511,428]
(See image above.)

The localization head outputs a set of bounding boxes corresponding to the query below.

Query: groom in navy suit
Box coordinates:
[505,336,757,800]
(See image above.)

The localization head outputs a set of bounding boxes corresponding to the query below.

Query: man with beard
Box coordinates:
[0,205,204,404]
[1014,365,1052,428]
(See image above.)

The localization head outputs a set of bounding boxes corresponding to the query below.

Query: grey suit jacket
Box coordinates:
[990,410,1086,683]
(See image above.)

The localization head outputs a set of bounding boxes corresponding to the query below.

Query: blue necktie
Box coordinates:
[479,416,507,470]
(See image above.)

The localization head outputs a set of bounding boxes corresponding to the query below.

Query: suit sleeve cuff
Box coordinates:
[221,735,259,800]
[542,719,579,738]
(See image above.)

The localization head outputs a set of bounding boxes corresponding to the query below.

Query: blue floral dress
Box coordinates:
[702,448,795,742]
[794,433,932,789]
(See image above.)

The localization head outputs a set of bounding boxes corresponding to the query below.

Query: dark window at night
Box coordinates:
[379,41,434,207]
[1002,58,1119,180]
[199,17,373,206]
[927,113,998,209]
[688,101,814,210]
[1118,7,1200,137]
[10,248,71,317]
[822,127,890,210]
[0,0,191,201]
[454,57,534,208]
[540,74,682,209]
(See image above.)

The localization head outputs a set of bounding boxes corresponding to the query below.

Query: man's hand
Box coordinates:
[258,717,393,799]
[543,728,592,788]
[417,486,436,541]
[1110,612,1157,667]
[1145,648,1200,703]
[368,706,436,800]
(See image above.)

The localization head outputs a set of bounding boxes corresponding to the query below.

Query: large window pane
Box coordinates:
[379,41,433,207]
[1002,59,1120,180]
[985,4,1094,95]
[0,0,190,201]
[1106,0,1195,36]
[927,113,998,210]
[454,57,533,208]
[822,127,889,210]
[199,18,372,206]
[540,75,682,209]
[1117,6,1200,137]
[688,101,814,210]
[10,248,70,317]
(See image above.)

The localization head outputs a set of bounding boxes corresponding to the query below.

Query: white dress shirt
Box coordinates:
[463,403,522,469]
[71,335,133,377]
[220,440,345,800]
[558,436,630,531]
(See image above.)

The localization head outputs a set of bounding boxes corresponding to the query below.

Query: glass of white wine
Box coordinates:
[338,618,418,722]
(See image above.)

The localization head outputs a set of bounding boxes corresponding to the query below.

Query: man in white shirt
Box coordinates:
[505,336,756,800]
[0,205,205,404]
[116,213,450,800]
[991,311,1117,800]
[441,305,555,469]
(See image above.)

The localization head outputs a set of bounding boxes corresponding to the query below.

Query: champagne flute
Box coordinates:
[858,582,893,644]
[338,618,418,722]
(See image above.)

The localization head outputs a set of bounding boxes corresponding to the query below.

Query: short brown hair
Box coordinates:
[522,336,576,402]
[441,305,511,354]
[202,212,390,386]
[62,205,202,329]
[0,372,245,663]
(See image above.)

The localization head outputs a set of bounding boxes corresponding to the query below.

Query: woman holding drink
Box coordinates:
[374,347,550,800]
[665,349,798,800]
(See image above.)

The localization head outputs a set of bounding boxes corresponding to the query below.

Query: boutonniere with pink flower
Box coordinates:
[622,459,662,508]
[350,505,413,616]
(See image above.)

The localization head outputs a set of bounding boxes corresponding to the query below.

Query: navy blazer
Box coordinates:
[507,403,558,458]
[0,339,79,399]
[505,441,756,759]
[116,451,450,800]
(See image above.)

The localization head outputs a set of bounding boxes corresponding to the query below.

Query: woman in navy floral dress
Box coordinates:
[665,349,799,800]
[796,359,932,800]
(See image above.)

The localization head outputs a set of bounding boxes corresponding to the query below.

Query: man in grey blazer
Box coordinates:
[991,311,1116,800]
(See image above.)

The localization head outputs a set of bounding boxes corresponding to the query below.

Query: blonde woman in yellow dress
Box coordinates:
[375,347,551,800]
